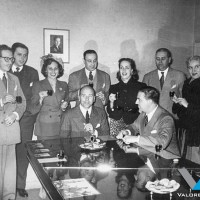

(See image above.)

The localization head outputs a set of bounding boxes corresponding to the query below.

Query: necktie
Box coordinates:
[160,72,164,89]
[16,67,20,72]
[144,114,148,126]
[89,71,93,81]
[86,111,90,123]
[2,73,7,90]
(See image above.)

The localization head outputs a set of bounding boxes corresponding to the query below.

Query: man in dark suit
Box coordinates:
[9,43,39,197]
[61,85,109,138]
[117,86,179,155]
[68,50,110,109]
[50,36,63,54]
[142,48,186,116]
[0,45,26,200]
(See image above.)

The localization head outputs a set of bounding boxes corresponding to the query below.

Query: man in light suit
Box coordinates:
[0,45,26,200]
[142,48,186,116]
[68,50,110,108]
[117,86,179,155]
[61,85,109,138]
[9,43,39,197]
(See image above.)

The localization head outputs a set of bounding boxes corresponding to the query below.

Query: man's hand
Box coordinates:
[116,130,129,140]
[123,146,138,154]
[109,93,116,103]
[96,91,106,104]
[122,135,138,144]
[2,94,16,104]
[84,123,94,134]
[39,91,48,104]
[4,113,17,126]
[61,100,68,111]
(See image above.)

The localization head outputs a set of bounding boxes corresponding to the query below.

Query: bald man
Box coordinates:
[60,85,109,138]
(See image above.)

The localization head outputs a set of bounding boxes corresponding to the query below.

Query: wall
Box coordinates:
[0,0,196,83]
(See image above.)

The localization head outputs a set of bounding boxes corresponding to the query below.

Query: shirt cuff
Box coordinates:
[13,112,19,120]
[126,129,131,135]
[0,98,3,107]
[137,135,140,143]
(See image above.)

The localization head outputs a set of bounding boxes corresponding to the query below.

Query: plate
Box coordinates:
[145,179,180,194]
[79,142,106,150]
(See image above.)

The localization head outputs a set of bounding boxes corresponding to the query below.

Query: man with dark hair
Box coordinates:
[50,36,63,54]
[143,48,186,116]
[61,85,109,137]
[0,44,26,200]
[9,42,39,197]
[117,86,179,154]
[68,49,110,108]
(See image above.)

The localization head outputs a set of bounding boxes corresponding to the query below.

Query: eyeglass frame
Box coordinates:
[0,56,15,63]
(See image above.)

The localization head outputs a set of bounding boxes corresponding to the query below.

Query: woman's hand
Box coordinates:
[109,93,116,103]
[84,123,94,134]
[171,94,179,103]
[39,91,48,104]
[61,100,68,111]
[177,98,188,108]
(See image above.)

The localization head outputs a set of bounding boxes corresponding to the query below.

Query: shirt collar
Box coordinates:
[12,64,23,72]
[157,67,169,79]
[80,104,92,118]
[146,105,158,122]
[85,68,96,79]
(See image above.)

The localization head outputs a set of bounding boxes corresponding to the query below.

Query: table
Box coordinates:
[26,136,200,200]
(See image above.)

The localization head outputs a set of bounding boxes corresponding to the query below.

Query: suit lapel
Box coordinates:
[80,68,88,86]
[94,69,103,92]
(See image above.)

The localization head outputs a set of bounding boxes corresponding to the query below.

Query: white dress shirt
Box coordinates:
[12,64,23,72]
[85,68,96,79]
[157,67,169,81]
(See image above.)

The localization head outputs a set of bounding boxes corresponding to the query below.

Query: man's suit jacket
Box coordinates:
[142,67,186,115]
[10,65,39,115]
[129,106,180,155]
[50,45,63,54]
[0,72,26,145]
[68,68,111,108]
[30,78,69,137]
[60,105,110,138]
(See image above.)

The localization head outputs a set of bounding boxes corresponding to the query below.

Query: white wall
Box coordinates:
[0,0,196,83]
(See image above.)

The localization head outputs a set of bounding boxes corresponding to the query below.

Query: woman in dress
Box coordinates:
[172,55,200,162]
[107,58,146,136]
[31,54,69,140]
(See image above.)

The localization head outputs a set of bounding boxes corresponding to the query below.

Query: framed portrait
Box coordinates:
[44,28,70,63]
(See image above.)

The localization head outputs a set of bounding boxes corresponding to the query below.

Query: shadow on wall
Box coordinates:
[69,40,111,77]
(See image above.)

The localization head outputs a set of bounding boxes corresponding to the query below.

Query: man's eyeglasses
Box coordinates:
[0,56,15,62]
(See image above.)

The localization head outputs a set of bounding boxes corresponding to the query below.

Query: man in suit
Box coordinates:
[50,36,63,54]
[0,45,26,200]
[61,85,109,138]
[142,48,186,116]
[68,50,110,108]
[116,86,179,155]
[9,43,39,197]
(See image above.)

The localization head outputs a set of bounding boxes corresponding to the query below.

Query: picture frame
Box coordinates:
[43,28,70,63]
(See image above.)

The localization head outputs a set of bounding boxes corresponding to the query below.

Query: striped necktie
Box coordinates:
[2,73,7,89]
[144,114,148,126]
[160,72,164,89]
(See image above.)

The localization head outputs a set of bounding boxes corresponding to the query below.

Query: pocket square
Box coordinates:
[30,82,33,87]
[102,83,105,88]
[151,130,157,134]
[171,84,177,89]
[14,85,17,91]
[96,123,100,128]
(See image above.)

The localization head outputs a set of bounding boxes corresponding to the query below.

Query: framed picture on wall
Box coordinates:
[44,28,70,63]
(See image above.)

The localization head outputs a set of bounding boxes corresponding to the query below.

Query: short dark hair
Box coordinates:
[156,48,172,58]
[79,85,96,96]
[83,50,98,60]
[11,42,29,54]
[41,58,64,78]
[139,86,160,104]
[0,45,12,57]
[117,58,139,81]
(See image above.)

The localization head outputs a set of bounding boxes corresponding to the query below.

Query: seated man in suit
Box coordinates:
[142,48,186,116]
[60,85,109,138]
[116,86,179,155]
[68,49,110,108]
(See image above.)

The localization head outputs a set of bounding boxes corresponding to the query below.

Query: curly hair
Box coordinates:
[41,58,64,78]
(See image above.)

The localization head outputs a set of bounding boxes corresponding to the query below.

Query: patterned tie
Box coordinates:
[16,67,20,72]
[2,73,7,90]
[144,114,148,126]
[160,72,164,90]
[89,71,93,81]
[86,111,90,124]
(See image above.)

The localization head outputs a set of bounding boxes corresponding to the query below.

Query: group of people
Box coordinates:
[0,41,200,200]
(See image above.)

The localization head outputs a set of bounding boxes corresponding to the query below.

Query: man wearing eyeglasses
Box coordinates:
[9,43,39,197]
[0,45,26,200]
[68,49,110,109]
